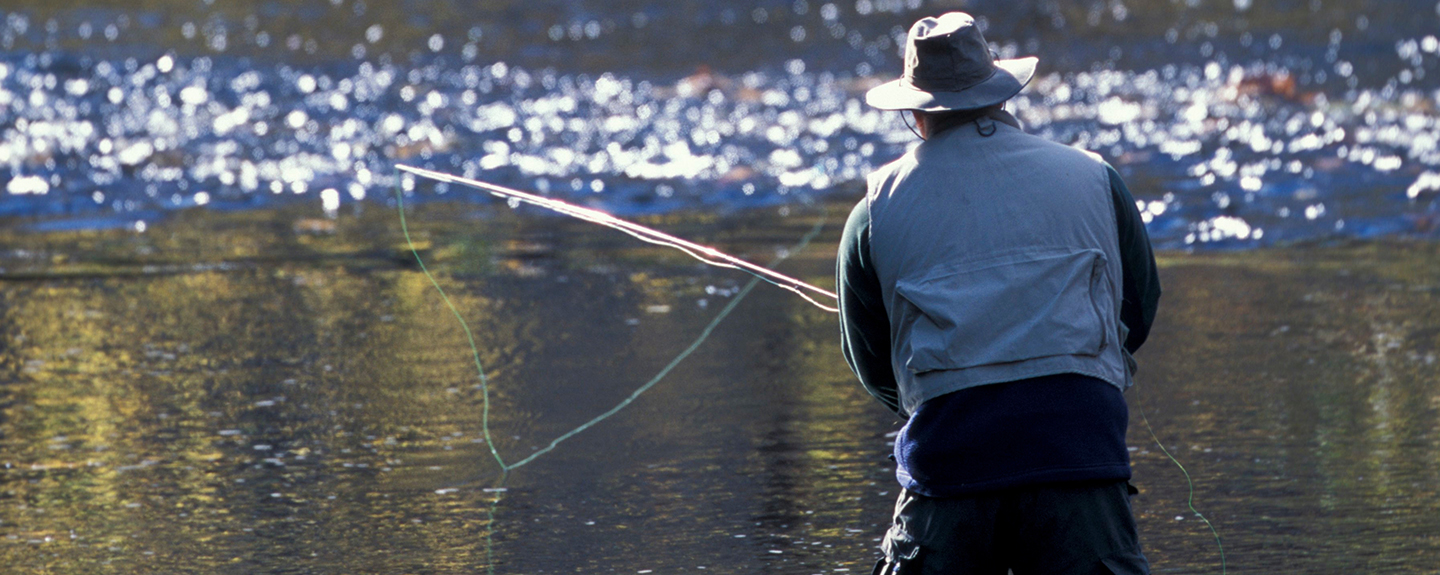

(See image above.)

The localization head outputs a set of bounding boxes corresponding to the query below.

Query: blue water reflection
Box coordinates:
[1,1,1438,248]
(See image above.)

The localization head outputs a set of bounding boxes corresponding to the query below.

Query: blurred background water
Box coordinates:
[1,0,1438,246]
[3,1,1440,574]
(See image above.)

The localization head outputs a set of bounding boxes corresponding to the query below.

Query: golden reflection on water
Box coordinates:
[0,203,893,573]
[1137,243,1440,572]
[3,204,1440,572]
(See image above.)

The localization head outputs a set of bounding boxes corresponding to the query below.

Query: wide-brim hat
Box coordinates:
[865,12,1037,112]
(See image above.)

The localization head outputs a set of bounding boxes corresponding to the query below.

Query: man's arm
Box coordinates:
[837,200,905,417]
[1106,164,1162,354]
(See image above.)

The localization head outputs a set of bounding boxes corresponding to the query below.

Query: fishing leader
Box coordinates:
[836,12,1161,575]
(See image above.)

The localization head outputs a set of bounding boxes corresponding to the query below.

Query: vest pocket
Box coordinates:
[895,248,1109,374]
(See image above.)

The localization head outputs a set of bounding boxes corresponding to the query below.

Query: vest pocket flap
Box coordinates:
[895,249,1108,374]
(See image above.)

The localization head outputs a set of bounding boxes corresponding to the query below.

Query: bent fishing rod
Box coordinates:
[395,164,839,312]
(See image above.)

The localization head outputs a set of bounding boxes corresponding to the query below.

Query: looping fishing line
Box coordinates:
[394,169,831,478]
[395,173,828,573]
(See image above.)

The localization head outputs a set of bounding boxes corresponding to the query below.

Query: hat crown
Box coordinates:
[864,11,1036,112]
[902,13,997,93]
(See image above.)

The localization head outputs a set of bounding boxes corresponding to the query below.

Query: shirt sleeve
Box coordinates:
[837,200,905,417]
[1106,164,1162,355]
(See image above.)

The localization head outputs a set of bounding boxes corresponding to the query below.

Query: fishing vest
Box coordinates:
[866,111,1132,416]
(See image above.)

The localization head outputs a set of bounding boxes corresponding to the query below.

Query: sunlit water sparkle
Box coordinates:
[2,1,1440,248]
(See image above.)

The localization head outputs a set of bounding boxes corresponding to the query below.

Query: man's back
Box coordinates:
[864,112,1131,416]
[868,114,1114,271]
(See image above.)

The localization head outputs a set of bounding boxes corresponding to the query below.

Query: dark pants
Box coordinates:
[873,481,1149,575]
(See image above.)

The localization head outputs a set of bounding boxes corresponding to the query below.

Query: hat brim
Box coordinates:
[865,57,1038,112]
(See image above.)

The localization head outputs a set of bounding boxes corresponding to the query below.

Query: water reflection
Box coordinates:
[3,204,1440,571]
[1134,243,1440,572]
[0,204,894,573]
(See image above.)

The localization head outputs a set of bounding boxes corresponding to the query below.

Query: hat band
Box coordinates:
[903,66,1000,95]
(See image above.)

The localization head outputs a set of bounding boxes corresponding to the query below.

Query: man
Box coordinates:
[836,12,1161,575]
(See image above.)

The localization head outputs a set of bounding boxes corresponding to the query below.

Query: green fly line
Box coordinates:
[395,173,830,475]
[395,172,830,572]
[1135,381,1227,574]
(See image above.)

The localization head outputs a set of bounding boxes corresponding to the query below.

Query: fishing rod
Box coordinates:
[395,164,839,312]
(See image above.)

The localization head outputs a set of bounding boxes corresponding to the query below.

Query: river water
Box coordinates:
[3,204,1439,573]
[1,0,1438,246]
[2,0,1440,573]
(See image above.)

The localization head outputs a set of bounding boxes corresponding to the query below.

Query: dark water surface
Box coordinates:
[3,203,1440,573]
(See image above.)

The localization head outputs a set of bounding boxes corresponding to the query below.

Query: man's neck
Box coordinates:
[926,106,1000,138]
